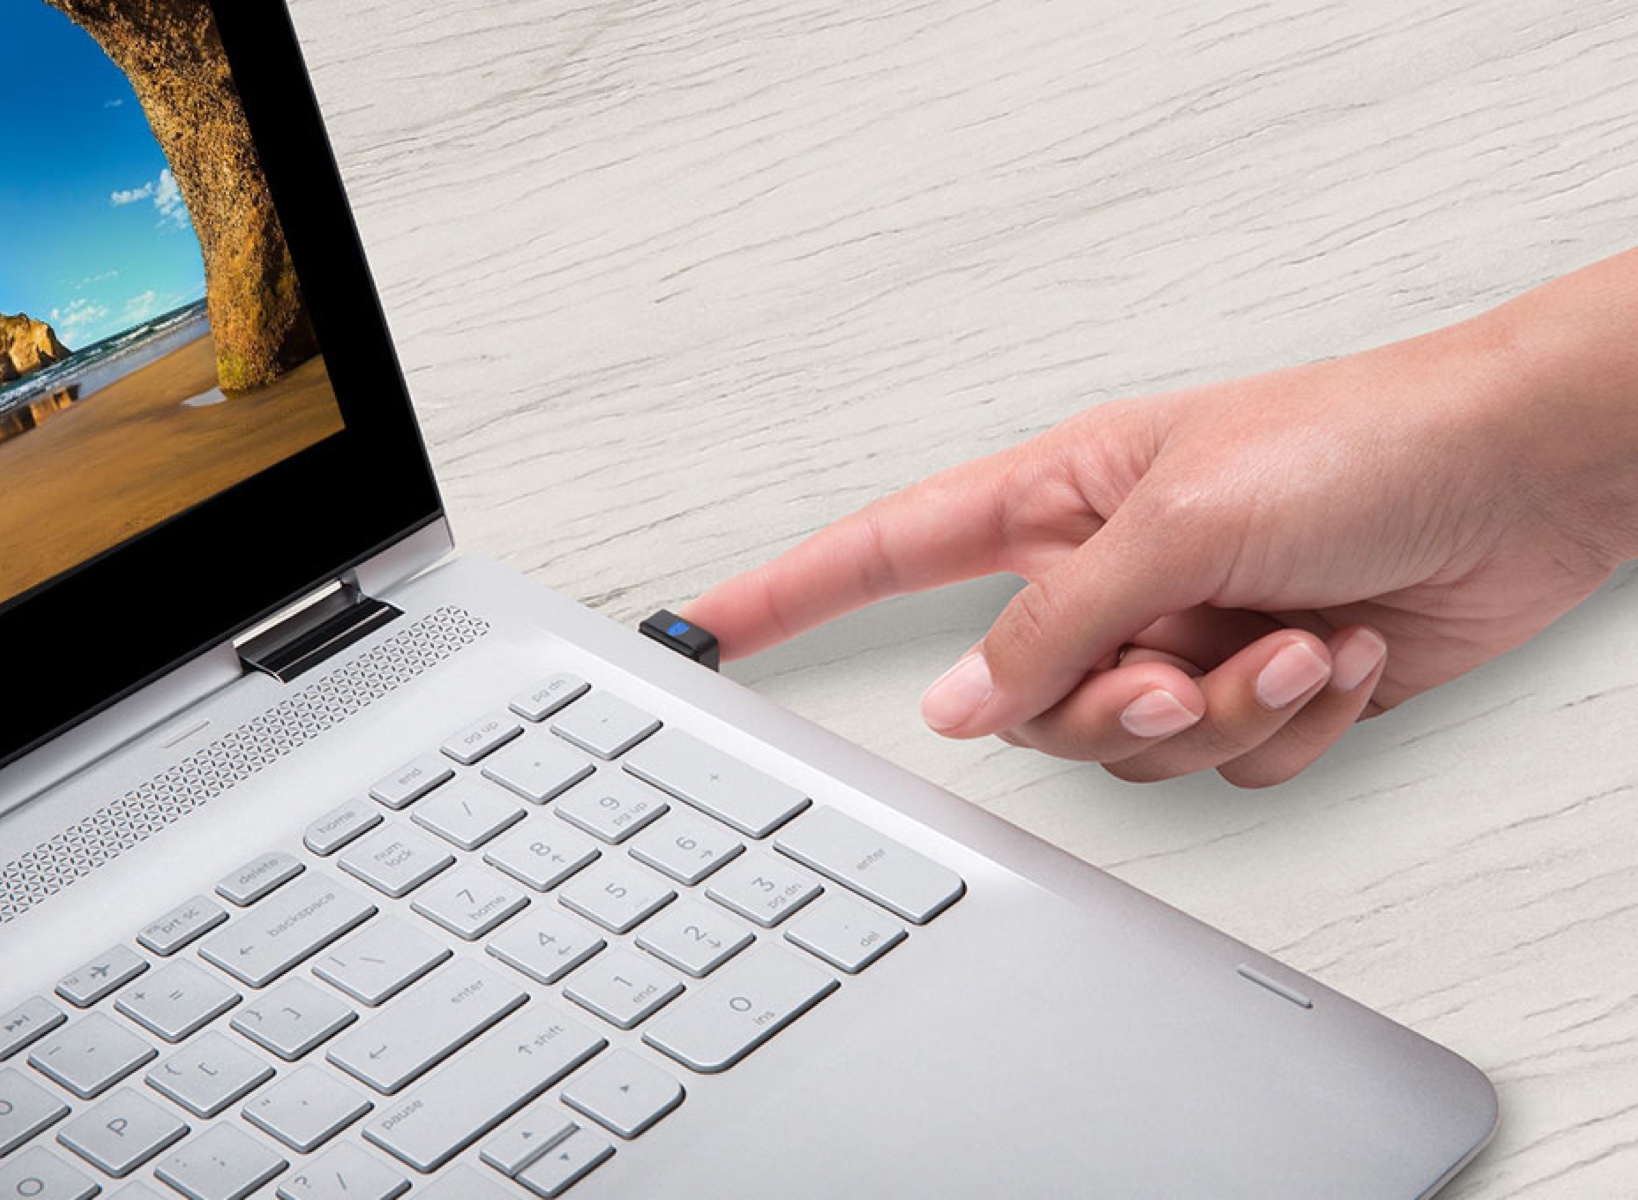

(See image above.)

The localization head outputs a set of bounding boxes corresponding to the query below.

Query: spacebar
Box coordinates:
[364,1008,607,1172]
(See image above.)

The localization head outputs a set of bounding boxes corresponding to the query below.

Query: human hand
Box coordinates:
[686,252,1638,786]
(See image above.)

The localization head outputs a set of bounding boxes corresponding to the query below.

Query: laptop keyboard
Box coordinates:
[0,672,966,1199]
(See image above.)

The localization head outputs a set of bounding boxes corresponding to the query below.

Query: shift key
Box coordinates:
[328,962,525,1095]
[199,876,376,988]
[365,1009,606,1172]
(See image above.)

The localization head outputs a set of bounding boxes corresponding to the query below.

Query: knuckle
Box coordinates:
[852,505,900,598]
[994,582,1061,660]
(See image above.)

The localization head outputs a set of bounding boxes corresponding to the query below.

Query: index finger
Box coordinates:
[683,449,1023,659]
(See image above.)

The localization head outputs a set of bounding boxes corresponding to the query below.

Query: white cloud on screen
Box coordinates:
[49,297,111,345]
[109,169,190,229]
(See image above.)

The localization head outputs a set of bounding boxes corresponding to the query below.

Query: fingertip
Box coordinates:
[920,650,994,735]
[1117,687,1204,739]
[1329,625,1387,693]
[1253,636,1332,710]
[680,562,792,661]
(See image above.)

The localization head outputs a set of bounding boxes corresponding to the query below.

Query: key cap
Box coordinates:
[637,899,755,978]
[0,1067,69,1156]
[154,1123,286,1200]
[56,1087,187,1177]
[442,713,524,765]
[0,1146,99,1200]
[412,1165,515,1200]
[785,894,907,973]
[487,908,606,986]
[480,736,594,805]
[57,944,148,1008]
[412,777,525,850]
[509,674,589,722]
[484,822,600,892]
[116,959,241,1042]
[480,1099,576,1177]
[0,997,66,1061]
[362,1009,605,1173]
[303,800,384,856]
[629,811,744,886]
[231,979,356,1061]
[553,776,668,845]
[30,1012,157,1099]
[243,1066,372,1153]
[774,805,966,924]
[563,950,684,1031]
[624,729,809,838]
[145,1031,274,1118]
[199,877,376,988]
[411,866,530,942]
[642,948,838,1074]
[313,916,450,1007]
[276,1141,409,1200]
[108,1185,169,1199]
[327,962,526,1095]
[549,692,659,760]
[560,1049,683,1140]
[705,851,823,928]
[216,852,304,907]
[138,896,229,957]
[516,1127,613,1199]
[557,860,676,935]
[369,755,454,810]
[337,828,454,899]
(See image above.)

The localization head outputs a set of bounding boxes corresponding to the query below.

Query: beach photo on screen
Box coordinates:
[0,0,346,608]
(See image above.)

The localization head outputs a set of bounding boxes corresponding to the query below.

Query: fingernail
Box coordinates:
[921,652,993,732]
[1331,629,1387,692]
[1119,689,1200,739]
[1255,642,1330,710]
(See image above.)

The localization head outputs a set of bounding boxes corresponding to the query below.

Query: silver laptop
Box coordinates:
[0,2,1497,1197]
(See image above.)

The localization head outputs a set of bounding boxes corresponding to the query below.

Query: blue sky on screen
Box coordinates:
[0,1,207,348]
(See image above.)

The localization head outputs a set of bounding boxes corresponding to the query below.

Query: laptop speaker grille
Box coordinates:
[0,604,489,924]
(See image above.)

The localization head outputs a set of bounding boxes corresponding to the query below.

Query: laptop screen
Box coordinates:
[1,1,347,608]
[2,0,445,767]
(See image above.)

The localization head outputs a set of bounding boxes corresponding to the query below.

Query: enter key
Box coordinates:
[773,806,965,925]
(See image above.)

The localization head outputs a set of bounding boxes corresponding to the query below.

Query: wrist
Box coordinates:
[1482,250,1638,570]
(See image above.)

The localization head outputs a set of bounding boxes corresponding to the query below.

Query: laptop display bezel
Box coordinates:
[2,0,444,768]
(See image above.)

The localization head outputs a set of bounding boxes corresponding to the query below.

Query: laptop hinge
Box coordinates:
[236,580,402,682]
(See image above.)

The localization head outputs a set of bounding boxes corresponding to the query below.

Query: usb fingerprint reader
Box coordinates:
[639,609,721,671]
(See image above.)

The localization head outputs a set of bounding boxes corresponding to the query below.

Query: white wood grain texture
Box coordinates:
[287,0,1638,1193]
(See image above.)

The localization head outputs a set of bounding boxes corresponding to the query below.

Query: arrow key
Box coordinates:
[560,1049,682,1140]
[516,1127,614,1198]
[480,1097,576,1177]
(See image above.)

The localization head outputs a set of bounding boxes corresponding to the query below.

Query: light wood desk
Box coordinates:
[289,1,1638,1193]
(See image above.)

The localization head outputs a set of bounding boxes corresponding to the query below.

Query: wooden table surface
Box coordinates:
[288,1,1638,1193]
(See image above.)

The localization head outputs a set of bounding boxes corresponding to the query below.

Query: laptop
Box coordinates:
[0,1,1497,1196]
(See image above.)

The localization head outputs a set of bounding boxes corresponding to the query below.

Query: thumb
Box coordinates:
[919,495,1225,737]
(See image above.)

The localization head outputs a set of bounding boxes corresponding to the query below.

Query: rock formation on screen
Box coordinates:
[45,0,319,393]
[0,314,71,382]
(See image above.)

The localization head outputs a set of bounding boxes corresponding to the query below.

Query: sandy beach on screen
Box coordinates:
[0,331,345,602]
